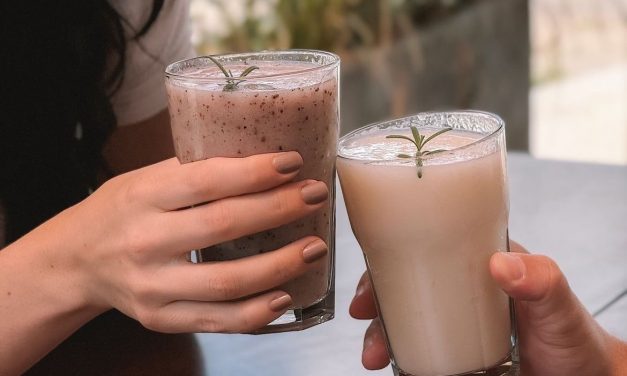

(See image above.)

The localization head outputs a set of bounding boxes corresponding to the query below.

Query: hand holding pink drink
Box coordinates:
[165,51,340,332]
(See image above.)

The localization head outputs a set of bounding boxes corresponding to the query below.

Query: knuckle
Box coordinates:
[143,316,165,332]
[129,276,159,304]
[205,202,235,239]
[124,228,154,260]
[135,307,162,331]
[269,190,293,217]
[537,255,567,299]
[235,314,255,333]
[271,259,298,284]
[184,168,217,200]
[120,175,149,206]
[128,280,168,331]
[206,272,242,300]
[196,314,224,333]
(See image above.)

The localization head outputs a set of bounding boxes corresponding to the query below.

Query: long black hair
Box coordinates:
[0,1,164,244]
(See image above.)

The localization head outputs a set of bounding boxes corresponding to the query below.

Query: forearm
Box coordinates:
[0,209,104,375]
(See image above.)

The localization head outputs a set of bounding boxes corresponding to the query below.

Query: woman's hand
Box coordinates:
[78,151,329,332]
[350,242,627,376]
[0,151,329,374]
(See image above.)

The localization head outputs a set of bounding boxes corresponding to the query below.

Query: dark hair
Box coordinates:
[0,1,164,243]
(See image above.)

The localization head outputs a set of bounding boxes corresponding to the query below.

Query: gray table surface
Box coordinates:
[195,152,627,375]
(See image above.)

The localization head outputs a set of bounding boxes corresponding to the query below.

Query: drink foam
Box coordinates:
[338,128,496,166]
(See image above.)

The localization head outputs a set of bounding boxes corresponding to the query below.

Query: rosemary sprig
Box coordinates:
[207,55,259,91]
[386,126,452,178]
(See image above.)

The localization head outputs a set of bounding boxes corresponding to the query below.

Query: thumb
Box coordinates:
[490,251,616,376]
[490,252,589,338]
[489,252,577,322]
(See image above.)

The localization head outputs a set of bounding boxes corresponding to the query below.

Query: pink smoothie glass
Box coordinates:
[165,50,339,333]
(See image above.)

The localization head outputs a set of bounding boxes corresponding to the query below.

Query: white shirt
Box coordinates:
[109,0,194,125]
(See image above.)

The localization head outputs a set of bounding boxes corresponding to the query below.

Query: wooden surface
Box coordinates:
[195,152,627,375]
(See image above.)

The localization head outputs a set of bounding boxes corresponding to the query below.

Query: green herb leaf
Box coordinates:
[410,126,421,146]
[240,65,259,78]
[423,149,447,155]
[206,55,259,92]
[207,55,231,78]
[385,126,452,179]
[386,135,418,148]
[422,127,452,147]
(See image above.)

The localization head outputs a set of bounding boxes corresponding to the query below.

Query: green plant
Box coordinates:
[206,55,259,91]
[194,0,466,55]
[386,126,452,178]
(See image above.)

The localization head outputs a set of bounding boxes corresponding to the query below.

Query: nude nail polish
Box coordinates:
[302,239,328,263]
[300,181,328,205]
[273,152,303,174]
[269,294,293,312]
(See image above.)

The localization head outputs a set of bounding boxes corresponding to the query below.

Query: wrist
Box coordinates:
[28,205,108,316]
[0,217,105,373]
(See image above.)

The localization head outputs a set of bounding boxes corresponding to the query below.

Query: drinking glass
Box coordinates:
[337,111,518,375]
[165,50,340,333]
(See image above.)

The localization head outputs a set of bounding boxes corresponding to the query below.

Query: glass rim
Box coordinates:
[165,49,340,82]
[337,110,505,163]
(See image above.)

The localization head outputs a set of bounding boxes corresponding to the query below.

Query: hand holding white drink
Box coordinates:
[337,111,517,376]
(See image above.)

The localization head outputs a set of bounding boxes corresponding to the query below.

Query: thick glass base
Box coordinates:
[253,290,335,334]
[393,353,519,376]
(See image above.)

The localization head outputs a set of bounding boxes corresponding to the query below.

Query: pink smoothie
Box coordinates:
[165,61,338,308]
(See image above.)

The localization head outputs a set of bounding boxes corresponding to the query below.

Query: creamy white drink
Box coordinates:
[337,113,515,376]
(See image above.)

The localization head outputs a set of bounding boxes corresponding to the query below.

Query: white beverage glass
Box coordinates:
[337,111,518,376]
[165,50,340,333]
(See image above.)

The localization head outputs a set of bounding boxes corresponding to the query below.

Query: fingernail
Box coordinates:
[499,252,525,282]
[273,152,302,174]
[363,335,374,353]
[301,181,328,205]
[355,281,367,299]
[269,293,293,312]
[302,239,328,263]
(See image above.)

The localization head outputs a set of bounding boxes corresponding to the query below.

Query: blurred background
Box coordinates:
[189,0,627,165]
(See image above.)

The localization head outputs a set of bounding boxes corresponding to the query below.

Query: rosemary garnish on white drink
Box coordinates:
[386,126,452,178]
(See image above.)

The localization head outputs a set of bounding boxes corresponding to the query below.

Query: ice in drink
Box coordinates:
[337,114,515,376]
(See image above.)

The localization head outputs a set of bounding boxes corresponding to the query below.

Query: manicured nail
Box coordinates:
[354,279,368,299]
[363,320,380,354]
[350,286,365,310]
[269,293,293,312]
[273,152,302,174]
[363,335,374,354]
[301,181,328,205]
[302,239,328,263]
[499,252,525,282]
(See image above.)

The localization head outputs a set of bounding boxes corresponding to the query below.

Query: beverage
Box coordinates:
[165,51,340,332]
[337,112,517,376]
